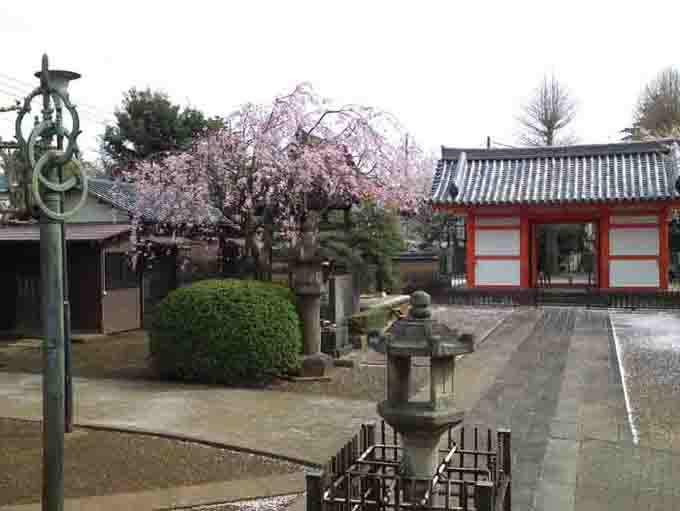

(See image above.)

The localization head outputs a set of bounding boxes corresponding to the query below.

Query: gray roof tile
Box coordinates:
[88,178,136,213]
[431,140,680,206]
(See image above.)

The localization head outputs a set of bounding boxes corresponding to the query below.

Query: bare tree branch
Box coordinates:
[516,74,577,146]
[628,67,680,140]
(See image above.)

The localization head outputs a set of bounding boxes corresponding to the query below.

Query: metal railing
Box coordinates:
[447,287,680,309]
[306,422,511,511]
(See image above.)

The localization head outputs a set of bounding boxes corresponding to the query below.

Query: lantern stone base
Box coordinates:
[299,352,333,378]
[400,433,442,478]
[377,401,465,435]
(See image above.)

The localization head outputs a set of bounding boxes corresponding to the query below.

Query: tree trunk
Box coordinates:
[261,211,274,282]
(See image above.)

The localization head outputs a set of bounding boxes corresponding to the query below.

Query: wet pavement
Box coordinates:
[610,312,680,452]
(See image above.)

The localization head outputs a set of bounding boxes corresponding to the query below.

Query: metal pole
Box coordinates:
[55,101,73,434]
[38,55,66,510]
[15,54,84,511]
[41,163,66,511]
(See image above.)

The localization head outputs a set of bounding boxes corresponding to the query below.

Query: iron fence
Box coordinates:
[447,287,680,310]
[306,422,511,511]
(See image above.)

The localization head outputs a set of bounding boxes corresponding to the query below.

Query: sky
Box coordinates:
[1,0,679,163]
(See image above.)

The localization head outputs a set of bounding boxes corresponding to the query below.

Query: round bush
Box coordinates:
[150,279,301,385]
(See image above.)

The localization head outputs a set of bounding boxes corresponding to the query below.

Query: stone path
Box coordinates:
[464,308,680,511]
[466,308,577,509]
[0,374,376,466]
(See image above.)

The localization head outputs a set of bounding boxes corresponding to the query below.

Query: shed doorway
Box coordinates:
[533,222,598,288]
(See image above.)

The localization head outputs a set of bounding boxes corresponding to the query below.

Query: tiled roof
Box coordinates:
[88,178,222,223]
[0,173,7,192]
[88,178,136,213]
[0,223,131,242]
[431,140,680,206]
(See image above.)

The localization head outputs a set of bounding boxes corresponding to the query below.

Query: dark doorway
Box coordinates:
[534,223,597,287]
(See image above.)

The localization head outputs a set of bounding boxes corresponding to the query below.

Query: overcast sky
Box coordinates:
[1,0,679,162]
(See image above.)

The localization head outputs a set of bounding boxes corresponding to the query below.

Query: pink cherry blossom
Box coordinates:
[121,83,433,266]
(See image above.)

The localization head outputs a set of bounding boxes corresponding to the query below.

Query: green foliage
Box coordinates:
[347,304,403,335]
[319,203,406,292]
[405,202,465,250]
[149,279,301,385]
[101,87,216,170]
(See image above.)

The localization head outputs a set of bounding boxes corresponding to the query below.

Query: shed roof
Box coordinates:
[88,178,136,213]
[431,140,680,207]
[0,223,131,242]
[0,173,7,193]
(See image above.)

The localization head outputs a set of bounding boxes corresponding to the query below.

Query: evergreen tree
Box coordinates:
[100,88,210,174]
[319,203,406,292]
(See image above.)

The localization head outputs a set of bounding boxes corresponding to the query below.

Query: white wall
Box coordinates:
[610,228,659,256]
[476,260,520,286]
[610,260,659,287]
[475,229,520,256]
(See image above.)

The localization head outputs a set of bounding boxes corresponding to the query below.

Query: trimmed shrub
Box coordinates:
[150,279,301,385]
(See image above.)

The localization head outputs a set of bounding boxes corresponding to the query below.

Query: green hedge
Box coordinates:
[150,279,301,385]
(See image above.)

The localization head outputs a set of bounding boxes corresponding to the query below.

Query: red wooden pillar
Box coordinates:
[599,211,610,289]
[659,207,670,290]
[520,213,530,288]
[466,213,476,288]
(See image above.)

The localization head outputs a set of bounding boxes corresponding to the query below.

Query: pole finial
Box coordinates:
[40,54,49,89]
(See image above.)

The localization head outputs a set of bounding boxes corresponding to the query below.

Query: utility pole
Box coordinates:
[14,54,87,511]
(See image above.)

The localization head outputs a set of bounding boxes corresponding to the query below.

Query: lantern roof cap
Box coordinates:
[385,291,473,358]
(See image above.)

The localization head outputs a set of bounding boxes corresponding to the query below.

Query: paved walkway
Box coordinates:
[0,374,377,466]
[465,308,680,511]
[2,307,680,510]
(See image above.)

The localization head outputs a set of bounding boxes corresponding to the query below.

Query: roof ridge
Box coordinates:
[441,139,679,160]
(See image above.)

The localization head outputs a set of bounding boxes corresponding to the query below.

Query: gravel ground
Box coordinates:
[0,418,303,506]
[187,493,301,511]
[610,312,680,451]
[0,330,153,380]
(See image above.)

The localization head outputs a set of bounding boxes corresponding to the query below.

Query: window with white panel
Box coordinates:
[475,229,520,256]
[609,228,659,256]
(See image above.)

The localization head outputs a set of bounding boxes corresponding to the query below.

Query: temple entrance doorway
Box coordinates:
[533,222,598,288]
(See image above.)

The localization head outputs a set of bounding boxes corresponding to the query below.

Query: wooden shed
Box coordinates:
[0,223,142,334]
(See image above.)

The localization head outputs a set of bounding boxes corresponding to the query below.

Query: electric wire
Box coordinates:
[0,71,115,121]
[0,75,115,126]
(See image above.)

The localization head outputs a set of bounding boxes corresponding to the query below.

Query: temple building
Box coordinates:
[431,140,680,290]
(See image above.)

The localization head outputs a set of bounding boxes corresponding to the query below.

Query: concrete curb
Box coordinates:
[5,416,318,469]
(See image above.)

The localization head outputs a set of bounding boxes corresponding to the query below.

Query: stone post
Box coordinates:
[294,212,331,376]
[305,469,323,511]
[298,293,322,355]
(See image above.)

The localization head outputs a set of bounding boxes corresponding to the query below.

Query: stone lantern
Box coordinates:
[377,291,473,491]
[294,212,332,376]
